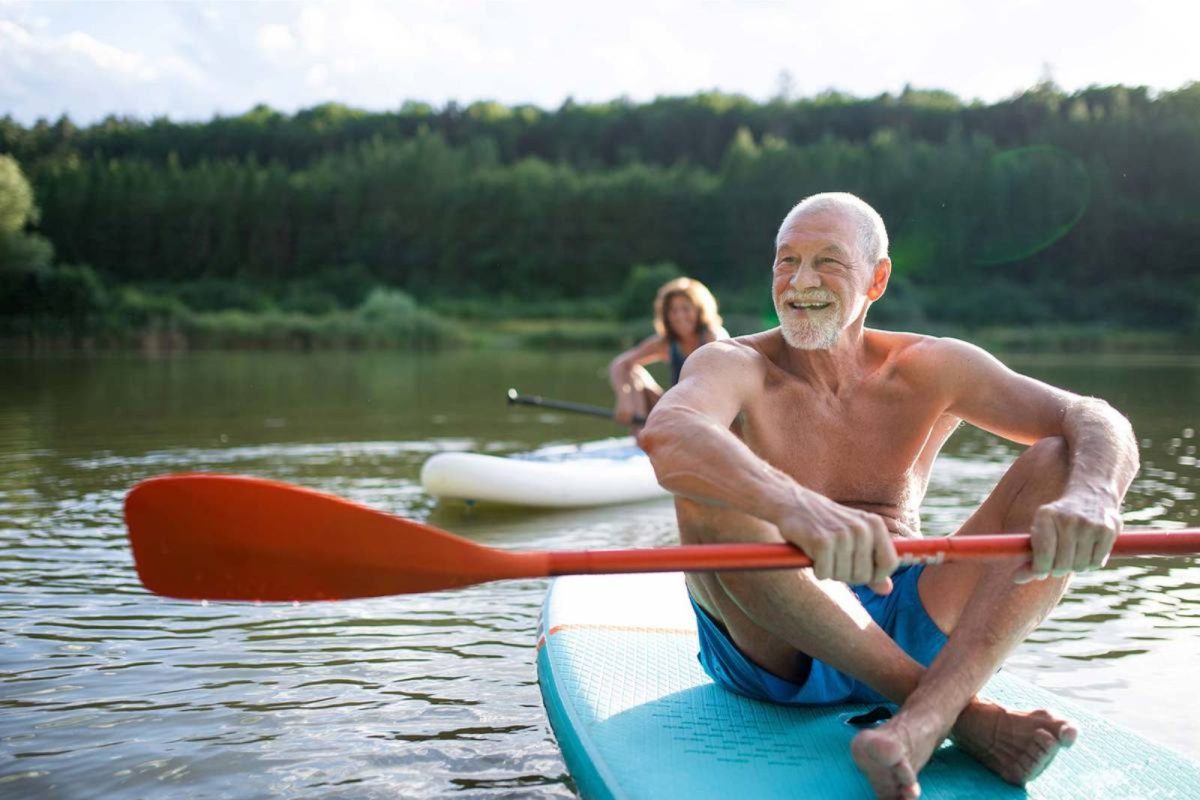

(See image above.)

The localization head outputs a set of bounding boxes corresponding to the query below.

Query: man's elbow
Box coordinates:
[1092,397,1134,435]
[1078,397,1139,455]
[639,404,696,469]
[638,407,672,461]
[1112,403,1140,467]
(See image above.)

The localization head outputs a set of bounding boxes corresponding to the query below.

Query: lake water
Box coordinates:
[2,349,1198,798]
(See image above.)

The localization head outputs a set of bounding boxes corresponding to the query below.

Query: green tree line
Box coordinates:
[2,81,1199,347]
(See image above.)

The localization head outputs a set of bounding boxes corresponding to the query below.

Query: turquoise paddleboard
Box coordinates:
[537,572,1200,799]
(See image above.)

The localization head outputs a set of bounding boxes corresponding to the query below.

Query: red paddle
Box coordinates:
[124,473,1200,602]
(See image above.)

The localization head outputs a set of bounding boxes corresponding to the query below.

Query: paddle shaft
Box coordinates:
[507,388,645,426]
[125,474,1200,602]
[544,531,1200,577]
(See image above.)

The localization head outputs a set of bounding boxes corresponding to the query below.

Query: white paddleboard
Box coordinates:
[421,437,669,508]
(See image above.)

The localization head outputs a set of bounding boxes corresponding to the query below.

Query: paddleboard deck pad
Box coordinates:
[537,572,1200,799]
[421,437,668,508]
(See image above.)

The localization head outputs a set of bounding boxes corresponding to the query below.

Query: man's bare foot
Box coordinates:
[851,725,922,799]
[851,700,1076,799]
[951,700,1077,785]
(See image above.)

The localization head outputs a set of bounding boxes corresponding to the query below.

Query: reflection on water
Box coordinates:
[1,351,1198,797]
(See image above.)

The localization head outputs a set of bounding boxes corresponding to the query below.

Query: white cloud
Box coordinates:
[305,63,330,91]
[0,6,209,121]
[257,23,296,56]
[592,19,716,95]
[296,7,328,55]
[61,30,154,78]
[1,0,1196,125]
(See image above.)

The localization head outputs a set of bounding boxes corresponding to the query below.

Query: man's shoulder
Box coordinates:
[715,331,782,364]
[873,330,1001,379]
[683,332,773,377]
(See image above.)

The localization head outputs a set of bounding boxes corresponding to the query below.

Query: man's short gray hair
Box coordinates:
[774,192,889,265]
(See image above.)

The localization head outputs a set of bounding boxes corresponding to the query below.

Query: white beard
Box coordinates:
[774,293,844,350]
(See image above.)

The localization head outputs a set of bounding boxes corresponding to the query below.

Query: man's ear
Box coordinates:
[867,258,891,301]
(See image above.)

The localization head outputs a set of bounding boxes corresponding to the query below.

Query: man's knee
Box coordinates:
[1004,436,1069,525]
[1019,436,1069,485]
[711,551,829,617]
[714,558,782,600]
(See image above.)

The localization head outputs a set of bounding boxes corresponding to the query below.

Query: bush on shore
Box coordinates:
[1,273,463,350]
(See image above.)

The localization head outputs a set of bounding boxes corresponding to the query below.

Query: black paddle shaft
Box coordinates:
[506,389,645,426]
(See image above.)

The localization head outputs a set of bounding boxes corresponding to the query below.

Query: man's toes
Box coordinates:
[1032,711,1077,746]
[1054,721,1078,747]
[1022,728,1066,782]
[898,759,917,789]
[1032,728,1057,753]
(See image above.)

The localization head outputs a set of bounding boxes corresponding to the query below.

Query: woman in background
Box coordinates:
[609,277,728,427]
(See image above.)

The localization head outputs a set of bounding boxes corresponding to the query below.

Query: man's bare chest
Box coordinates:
[739,383,952,503]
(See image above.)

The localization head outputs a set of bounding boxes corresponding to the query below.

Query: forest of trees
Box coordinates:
[1,81,1198,347]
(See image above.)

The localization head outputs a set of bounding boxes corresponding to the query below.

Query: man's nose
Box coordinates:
[788,263,821,290]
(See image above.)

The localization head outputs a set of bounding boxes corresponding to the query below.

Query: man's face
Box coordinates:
[771,211,869,350]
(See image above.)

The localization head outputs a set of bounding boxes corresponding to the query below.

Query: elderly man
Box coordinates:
[638,193,1139,800]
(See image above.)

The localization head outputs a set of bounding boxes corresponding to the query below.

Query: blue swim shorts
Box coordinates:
[690,564,948,706]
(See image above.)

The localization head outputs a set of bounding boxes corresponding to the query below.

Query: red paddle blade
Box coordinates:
[125,474,548,602]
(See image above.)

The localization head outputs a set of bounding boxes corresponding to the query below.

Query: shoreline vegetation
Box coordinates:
[2,82,1198,353]
[3,309,1195,355]
[2,260,1195,354]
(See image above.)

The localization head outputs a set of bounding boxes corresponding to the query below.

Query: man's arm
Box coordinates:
[640,341,899,589]
[916,337,1140,579]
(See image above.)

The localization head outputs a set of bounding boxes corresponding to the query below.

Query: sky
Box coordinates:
[1,0,1197,126]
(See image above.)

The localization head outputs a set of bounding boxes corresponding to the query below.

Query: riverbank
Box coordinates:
[469,317,1200,354]
[1,287,465,352]
[4,313,1197,355]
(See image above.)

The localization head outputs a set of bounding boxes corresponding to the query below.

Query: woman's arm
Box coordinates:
[609,334,669,424]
